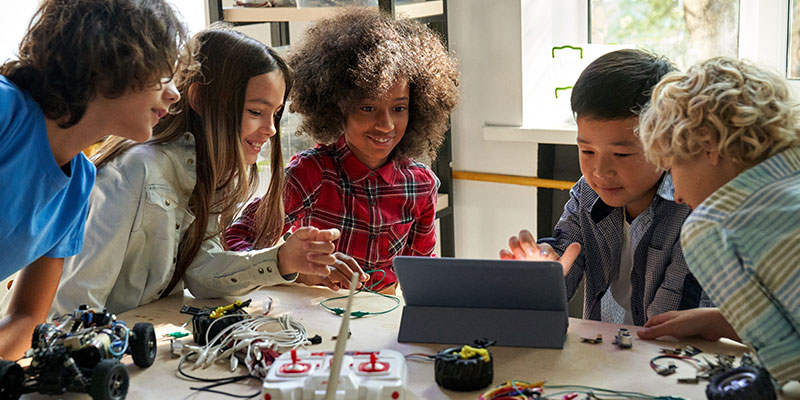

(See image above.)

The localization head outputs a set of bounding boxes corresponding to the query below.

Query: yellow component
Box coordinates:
[209,300,244,319]
[453,345,490,362]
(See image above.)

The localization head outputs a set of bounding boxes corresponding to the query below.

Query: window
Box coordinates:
[273,106,316,167]
[517,0,752,135]
[590,0,740,71]
[789,0,800,78]
[0,3,39,65]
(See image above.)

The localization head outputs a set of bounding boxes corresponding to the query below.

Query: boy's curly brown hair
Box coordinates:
[0,0,193,129]
[287,7,460,160]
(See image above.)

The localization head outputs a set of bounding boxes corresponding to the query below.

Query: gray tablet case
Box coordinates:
[393,256,568,348]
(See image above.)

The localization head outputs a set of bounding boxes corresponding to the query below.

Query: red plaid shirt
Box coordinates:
[226,136,439,290]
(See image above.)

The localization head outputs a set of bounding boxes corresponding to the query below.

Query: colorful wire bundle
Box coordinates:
[479,380,545,400]
[480,381,687,400]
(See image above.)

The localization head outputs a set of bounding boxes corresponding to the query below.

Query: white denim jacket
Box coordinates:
[27,133,294,316]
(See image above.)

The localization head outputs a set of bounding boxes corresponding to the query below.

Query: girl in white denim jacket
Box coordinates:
[10,26,363,316]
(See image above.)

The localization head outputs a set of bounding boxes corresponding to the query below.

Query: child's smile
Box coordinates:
[240,70,286,165]
[577,116,663,219]
[344,79,410,170]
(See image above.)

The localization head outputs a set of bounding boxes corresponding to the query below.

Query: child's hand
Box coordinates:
[295,273,340,291]
[328,252,369,289]
[637,308,740,342]
[293,253,369,291]
[498,229,581,275]
[277,227,341,276]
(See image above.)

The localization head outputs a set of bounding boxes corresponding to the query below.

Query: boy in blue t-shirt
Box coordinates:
[0,0,191,359]
[500,49,711,326]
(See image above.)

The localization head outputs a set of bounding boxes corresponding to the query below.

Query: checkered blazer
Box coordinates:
[540,174,712,325]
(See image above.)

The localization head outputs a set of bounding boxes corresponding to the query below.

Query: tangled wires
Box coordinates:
[176,310,312,398]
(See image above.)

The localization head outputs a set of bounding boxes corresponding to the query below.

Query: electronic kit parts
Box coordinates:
[581,333,603,344]
[706,365,776,400]
[434,342,494,392]
[0,305,156,400]
[180,299,252,346]
[614,328,633,349]
[262,349,407,400]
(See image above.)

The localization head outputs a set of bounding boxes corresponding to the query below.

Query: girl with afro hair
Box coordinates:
[227,7,460,293]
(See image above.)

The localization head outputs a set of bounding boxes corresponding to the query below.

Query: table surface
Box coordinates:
[22,284,749,400]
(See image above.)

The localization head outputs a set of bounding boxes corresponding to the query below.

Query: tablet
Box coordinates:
[394,256,567,310]
[393,256,569,348]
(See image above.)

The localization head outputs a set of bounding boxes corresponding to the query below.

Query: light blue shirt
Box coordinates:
[682,146,800,382]
[0,75,95,280]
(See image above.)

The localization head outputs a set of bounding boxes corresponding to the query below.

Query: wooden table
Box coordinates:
[23,284,748,399]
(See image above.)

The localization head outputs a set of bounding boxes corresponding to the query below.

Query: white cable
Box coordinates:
[185,311,309,377]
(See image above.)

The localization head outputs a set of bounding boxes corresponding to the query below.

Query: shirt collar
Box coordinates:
[334,136,398,184]
[590,172,670,222]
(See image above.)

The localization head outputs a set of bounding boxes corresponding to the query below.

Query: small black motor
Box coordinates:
[706,365,776,400]
[434,339,494,391]
[180,299,251,345]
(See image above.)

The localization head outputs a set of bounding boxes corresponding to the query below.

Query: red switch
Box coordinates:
[358,352,389,373]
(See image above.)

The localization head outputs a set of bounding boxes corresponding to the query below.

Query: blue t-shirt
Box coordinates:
[0,75,96,280]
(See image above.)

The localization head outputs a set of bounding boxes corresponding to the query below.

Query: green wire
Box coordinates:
[319,269,401,318]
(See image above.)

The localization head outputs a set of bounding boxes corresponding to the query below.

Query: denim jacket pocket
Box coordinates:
[141,184,183,239]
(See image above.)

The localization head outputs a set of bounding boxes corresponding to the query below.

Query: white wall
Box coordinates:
[447,0,582,259]
[0,2,39,64]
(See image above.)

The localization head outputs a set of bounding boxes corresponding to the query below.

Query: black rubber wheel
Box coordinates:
[0,360,23,400]
[31,323,49,349]
[706,365,776,400]
[434,346,493,391]
[89,359,129,400]
[129,322,156,368]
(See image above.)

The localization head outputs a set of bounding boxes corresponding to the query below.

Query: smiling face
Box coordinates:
[344,79,410,170]
[91,77,180,142]
[577,116,664,219]
[240,70,287,165]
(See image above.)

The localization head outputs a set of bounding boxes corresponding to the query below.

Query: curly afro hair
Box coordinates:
[288,7,460,160]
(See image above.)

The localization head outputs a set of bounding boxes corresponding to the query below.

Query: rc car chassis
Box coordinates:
[0,305,156,400]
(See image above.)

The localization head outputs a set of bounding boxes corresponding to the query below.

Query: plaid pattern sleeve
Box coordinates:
[397,161,439,257]
[225,198,262,251]
[282,138,439,290]
[681,147,800,382]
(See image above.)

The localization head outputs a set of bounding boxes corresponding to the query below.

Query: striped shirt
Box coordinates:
[681,146,800,382]
[540,174,711,326]
[226,136,439,290]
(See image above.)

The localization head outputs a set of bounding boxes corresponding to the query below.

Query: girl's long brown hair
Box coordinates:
[92,24,292,295]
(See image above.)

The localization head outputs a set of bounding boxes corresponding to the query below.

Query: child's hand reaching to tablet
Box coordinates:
[499,229,581,275]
